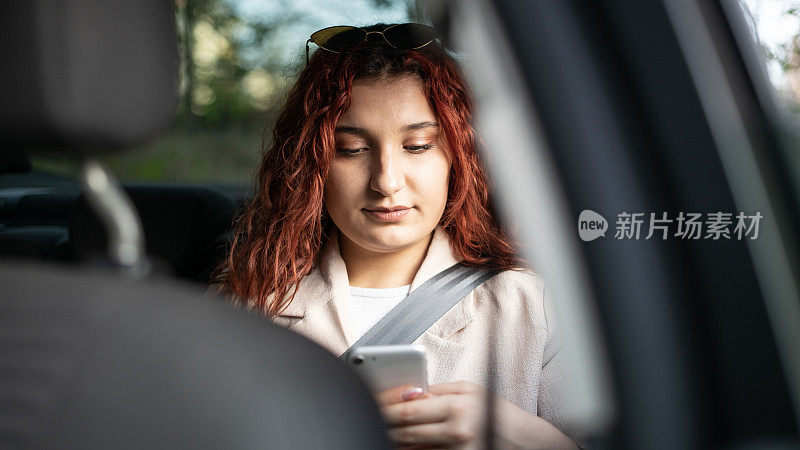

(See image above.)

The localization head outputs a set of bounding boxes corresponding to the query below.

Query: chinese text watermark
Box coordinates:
[578,210,762,242]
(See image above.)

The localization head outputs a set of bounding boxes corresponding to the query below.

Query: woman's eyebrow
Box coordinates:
[334,121,439,135]
[404,121,438,131]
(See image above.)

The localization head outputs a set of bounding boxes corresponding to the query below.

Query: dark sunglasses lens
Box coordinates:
[384,24,437,48]
[311,26,365,51]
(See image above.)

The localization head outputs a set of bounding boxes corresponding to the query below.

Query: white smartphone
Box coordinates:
[345,345,428,394]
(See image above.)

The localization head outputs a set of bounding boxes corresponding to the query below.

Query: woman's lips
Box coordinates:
[363,207,411,222]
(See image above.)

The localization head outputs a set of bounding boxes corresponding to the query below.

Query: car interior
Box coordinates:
[0,176,240,283]
[2,0,800,449]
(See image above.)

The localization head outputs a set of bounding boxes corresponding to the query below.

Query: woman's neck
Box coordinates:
[339,231,433,288]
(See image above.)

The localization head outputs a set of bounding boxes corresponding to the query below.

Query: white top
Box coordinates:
[348,284,410,340]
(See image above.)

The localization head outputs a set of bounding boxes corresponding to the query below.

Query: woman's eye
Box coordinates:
[405,144,434,153]
[336,147,367,157]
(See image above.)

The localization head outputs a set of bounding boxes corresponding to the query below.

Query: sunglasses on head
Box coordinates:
[305,23,439,63]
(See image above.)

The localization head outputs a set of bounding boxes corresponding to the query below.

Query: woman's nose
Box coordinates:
[369,148,404,196]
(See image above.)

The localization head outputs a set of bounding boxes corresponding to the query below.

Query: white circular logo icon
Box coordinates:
[578,210,608,241]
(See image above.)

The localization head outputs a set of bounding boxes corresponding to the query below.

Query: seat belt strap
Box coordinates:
[341,263,501,360]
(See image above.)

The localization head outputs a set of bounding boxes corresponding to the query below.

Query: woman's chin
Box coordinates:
[347,226,431,254]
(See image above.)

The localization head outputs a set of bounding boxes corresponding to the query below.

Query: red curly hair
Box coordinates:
[214,24,523,317]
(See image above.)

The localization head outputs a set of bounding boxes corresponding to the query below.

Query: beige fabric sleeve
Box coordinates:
[537,281,589,448]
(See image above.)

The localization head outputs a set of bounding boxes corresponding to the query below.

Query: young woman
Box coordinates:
[215,23,584,449]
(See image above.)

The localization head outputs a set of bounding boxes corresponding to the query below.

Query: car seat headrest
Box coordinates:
[0,0,177,154]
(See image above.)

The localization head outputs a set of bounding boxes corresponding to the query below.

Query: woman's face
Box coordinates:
[325,74,451,255]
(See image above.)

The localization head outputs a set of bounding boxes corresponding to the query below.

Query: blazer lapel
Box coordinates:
[408,227,476,341]
[274,232,353,356]
[276,226,476,355]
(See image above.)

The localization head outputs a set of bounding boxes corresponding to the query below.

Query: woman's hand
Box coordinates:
[377,381,486,449]
[376,381,581,450]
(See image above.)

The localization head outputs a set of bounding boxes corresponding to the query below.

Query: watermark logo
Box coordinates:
[578,210,762,241]
[578,210,608,241]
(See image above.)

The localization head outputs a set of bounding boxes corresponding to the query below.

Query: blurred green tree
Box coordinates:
[174,0,419,130]
[175,0,302,129]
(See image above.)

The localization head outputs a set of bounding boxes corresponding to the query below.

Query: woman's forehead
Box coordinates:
[337,75,437,131]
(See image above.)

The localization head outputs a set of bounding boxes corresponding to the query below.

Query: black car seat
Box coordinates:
[71,184,238,283]
[0,1,390,448]
[0,224,70,260]
[0,156,78,262]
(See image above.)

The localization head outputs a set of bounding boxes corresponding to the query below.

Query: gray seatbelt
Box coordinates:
[341,263,501,359]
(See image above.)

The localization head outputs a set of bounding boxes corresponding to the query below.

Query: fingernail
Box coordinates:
[402,387,424,401]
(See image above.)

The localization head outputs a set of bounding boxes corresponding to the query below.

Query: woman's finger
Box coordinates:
[388,421,478,447]
[382,395,450,426]
[428,381,482,396]
[375,384,427,406]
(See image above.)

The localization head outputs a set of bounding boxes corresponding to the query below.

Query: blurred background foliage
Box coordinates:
[743,0,800,113]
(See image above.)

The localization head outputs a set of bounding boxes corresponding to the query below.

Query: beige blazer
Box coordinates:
[272,226,580,442]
